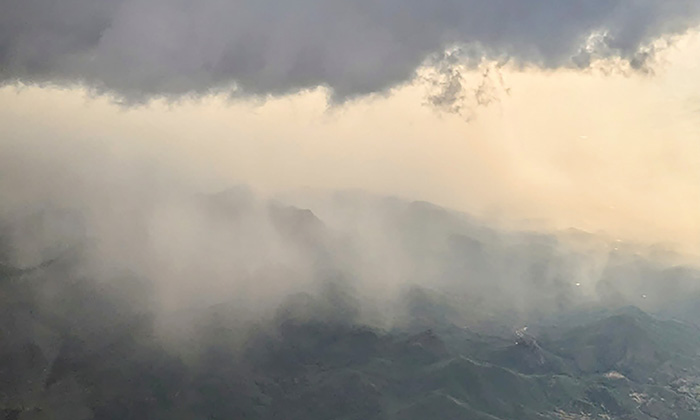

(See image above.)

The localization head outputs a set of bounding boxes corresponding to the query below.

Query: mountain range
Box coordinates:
[2,188,699,420]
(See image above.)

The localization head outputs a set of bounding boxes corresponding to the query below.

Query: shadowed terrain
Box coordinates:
[2,191,700,420]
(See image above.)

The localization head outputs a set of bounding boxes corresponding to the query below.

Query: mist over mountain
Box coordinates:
[2,178,700,419]
[2,1,699,418]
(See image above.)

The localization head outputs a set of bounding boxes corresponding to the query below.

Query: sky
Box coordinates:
[1,1,699,255]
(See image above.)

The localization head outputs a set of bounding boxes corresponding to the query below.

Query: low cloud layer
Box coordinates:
[2,0,700,102]
[1,134,698,333]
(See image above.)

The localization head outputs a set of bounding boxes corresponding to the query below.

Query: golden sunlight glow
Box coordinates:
[2,33,699,254]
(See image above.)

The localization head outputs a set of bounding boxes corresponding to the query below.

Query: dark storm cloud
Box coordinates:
[1,0,699,102]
